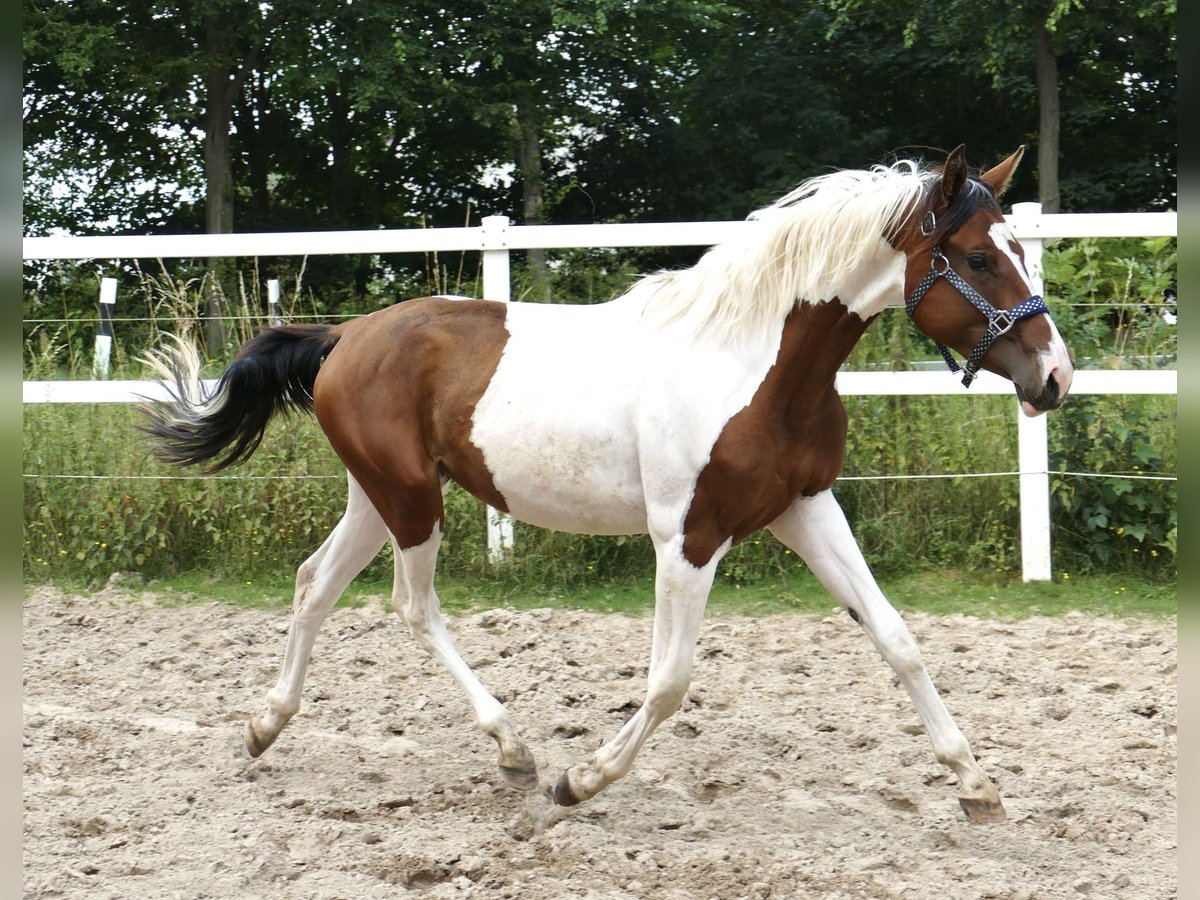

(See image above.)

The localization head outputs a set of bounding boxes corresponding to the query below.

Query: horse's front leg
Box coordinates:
[768,490,1006,823]
[554,537,719,806]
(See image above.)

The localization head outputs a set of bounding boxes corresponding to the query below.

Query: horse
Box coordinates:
[139,144,1073,825]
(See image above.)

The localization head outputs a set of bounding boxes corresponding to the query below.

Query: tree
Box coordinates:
[195,1,273,349]
[418,0,724,296]
[25,0,1175,318]
[826,0,1176,213]
[23,1,203,236]
[24,0,268,349]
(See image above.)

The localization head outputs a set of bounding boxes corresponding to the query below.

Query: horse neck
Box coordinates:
[765,299,874,417]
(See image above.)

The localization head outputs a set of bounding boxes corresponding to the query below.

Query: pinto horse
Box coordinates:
[140,145,1072,824]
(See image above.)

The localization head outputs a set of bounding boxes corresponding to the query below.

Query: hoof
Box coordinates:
[552,772,583,807]
[499,764,539,792]
[243,720,273,759]
[959,796,1007,824]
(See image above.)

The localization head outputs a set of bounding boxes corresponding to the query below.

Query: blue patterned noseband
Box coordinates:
[904,214,1050,388]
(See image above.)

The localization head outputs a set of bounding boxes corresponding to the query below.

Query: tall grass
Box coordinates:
[22,237,1177,589]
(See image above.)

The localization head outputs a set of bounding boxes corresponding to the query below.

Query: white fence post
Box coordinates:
[481,215,511,302]
[480,215,515,563]
[1011,202,1052,581]
[267,278,283,325]
[92,277,118,379]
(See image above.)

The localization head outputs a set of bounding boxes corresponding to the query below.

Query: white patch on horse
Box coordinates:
[988,221,1075,412]
[469,299,782,537]
[988,222,1036,295]
[634,163,928,343]
[824,237,907,317]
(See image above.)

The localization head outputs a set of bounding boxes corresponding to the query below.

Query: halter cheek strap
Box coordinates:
[905,248,1050,387]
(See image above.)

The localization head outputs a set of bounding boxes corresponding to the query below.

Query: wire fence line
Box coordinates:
[23,312,364,325]
[22,470,1178,483]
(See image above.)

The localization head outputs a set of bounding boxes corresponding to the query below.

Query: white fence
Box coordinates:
[22,205,1178,580]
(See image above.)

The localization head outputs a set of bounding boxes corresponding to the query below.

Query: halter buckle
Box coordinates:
[930,249,950,275]
[987,310,1015,337]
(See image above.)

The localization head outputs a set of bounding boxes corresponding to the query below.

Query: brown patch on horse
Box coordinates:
[681,300,870,568]
[314,298,511,548]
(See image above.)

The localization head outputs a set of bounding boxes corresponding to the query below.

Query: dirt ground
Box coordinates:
[24,582,1176,899]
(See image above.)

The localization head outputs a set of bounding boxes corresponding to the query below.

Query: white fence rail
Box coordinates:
[22,206,1177,580]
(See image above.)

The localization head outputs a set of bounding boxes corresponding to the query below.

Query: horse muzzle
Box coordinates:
[1015,362,1072,417]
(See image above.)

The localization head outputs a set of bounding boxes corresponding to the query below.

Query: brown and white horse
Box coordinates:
[140,145,1072,824]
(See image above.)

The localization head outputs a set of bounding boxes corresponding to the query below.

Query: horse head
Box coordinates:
[897,145,1074,416]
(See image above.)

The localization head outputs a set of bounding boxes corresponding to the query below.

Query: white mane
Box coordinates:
[628,161,931,344]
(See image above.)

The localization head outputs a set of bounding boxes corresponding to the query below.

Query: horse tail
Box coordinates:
[137,325,341,473]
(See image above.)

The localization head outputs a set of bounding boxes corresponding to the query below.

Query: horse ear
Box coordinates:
[940,144,969,206]
[980,146,1025,199]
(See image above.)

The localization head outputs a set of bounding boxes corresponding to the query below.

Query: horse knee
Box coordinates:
[889,634,924,677]
[400,602,432,639]
[867,616,925,678]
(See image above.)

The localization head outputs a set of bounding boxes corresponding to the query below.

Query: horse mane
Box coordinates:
[628,160,941,344]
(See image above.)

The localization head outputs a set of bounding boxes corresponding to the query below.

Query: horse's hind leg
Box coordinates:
[768,490,1006,824]
[244,473,387,757]
[391,523,538,791]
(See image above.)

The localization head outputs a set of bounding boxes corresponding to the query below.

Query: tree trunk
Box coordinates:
[513,102,550,299]
[1034,15,1061,213]
[202,16,237,353]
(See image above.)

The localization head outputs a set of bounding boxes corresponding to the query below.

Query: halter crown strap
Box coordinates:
[906,248,1050,387]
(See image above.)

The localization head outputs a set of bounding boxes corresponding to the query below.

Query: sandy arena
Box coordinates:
[23,583,1176,898]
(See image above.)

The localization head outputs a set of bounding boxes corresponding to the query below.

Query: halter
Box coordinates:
[904,213,1050,387]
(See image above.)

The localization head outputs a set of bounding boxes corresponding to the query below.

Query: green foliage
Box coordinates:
[22,380,1175,592]
[837,394,1023,574]
[826,0,1175,212]
[25,0,1175,242]
[1043,236,1177,364]
[1050,396,1176,576]
[943,231,1181,579]
[24,406,349,581]
[1037,235,1177,579]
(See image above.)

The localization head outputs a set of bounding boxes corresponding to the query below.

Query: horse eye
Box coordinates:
[967,254,989,272]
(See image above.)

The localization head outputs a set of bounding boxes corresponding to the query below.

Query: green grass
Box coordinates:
[29,568,1175,620]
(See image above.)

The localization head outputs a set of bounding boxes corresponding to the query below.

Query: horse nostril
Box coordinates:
[1044,372,1060,408]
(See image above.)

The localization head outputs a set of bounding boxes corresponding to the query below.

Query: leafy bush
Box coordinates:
[1043,235,1177,365]
[1050,396,1176,576]
[1042,235,1177,579]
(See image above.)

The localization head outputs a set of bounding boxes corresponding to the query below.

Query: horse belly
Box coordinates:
[468,305,649,536]
[470,401,649,534]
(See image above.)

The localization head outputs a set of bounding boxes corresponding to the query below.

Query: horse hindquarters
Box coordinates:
[295,301,538,790]
[767,490,1006,823]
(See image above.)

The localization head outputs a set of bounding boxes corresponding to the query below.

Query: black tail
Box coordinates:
[138,325,340,473]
